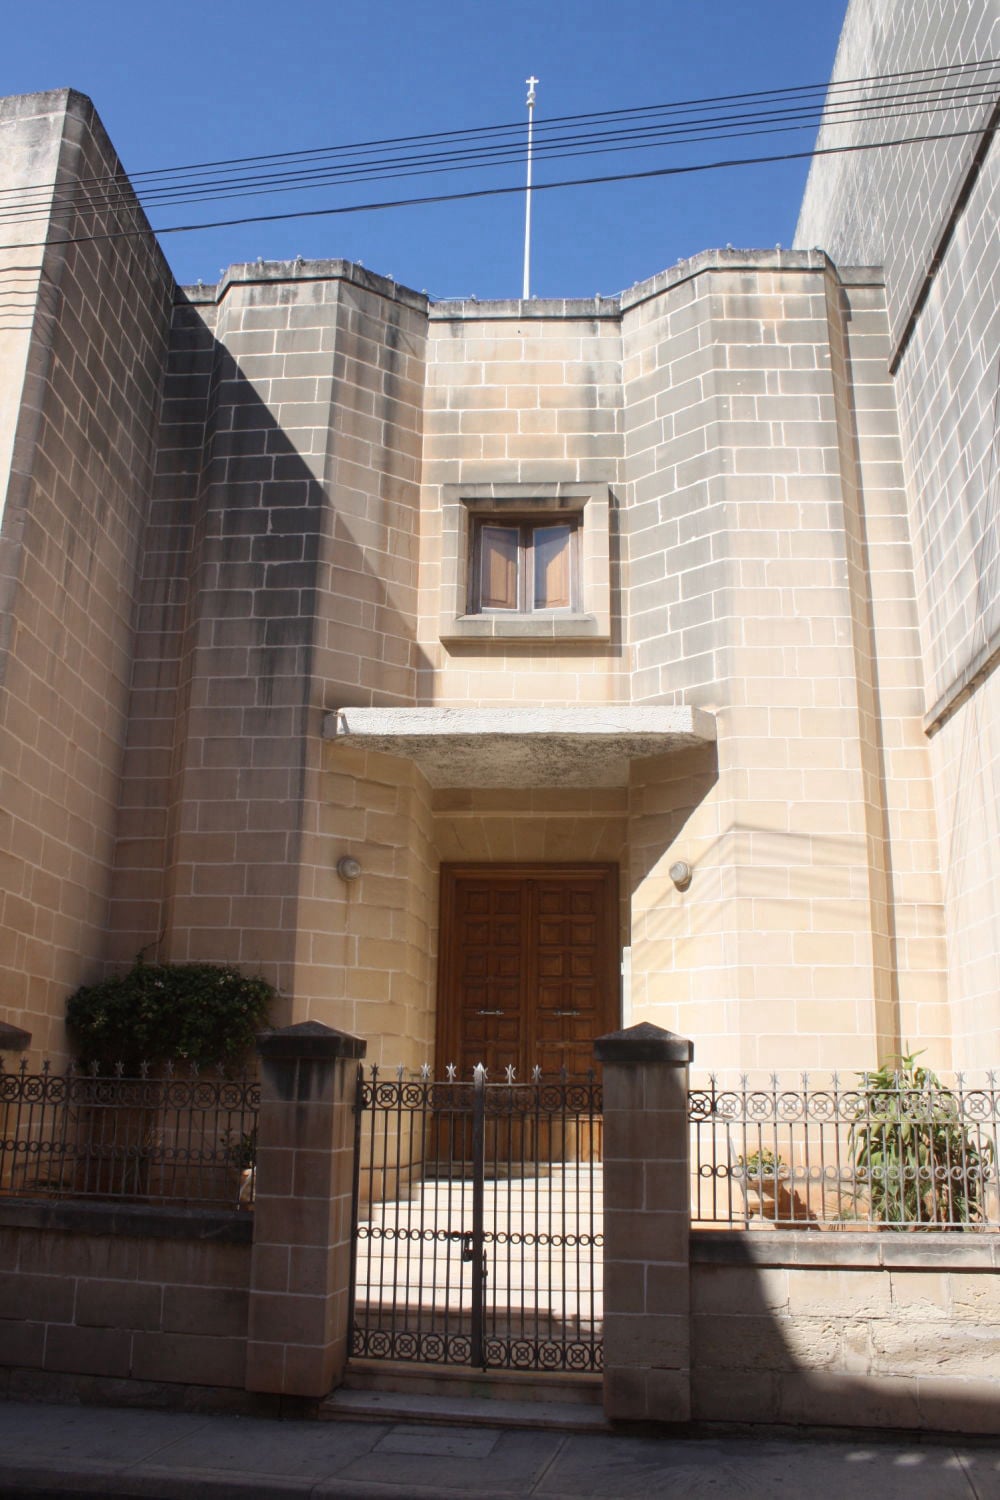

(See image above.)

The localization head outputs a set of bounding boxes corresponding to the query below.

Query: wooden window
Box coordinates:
[470,519,578,614]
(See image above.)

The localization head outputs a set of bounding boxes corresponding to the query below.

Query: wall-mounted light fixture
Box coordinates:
[668,860,692,890]
[336,855,362,882]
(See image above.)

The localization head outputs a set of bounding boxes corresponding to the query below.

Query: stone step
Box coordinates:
[322,1363,607,1431]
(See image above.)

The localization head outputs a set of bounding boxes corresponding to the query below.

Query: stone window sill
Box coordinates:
[440,612,608,643]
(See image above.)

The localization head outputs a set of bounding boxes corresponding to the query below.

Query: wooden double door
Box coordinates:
[436,864,619,1081]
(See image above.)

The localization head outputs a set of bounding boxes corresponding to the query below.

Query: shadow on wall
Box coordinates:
[626,740,720,898]
[107,287,434,1004]
[690,1228,1000,1435]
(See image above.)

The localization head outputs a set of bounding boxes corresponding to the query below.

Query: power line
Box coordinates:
[10,122,994,255]
[1,84,995,241]
[0,57,995,221]
[0,77,994,238]
[12,75,991,223]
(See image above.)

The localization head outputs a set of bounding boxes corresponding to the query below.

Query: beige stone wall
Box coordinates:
[0,86,962,1075]
[0,91,173,1060]
[0,1204,251,1395]
[621,254,942,1071]
[929,672,1000,1062]
[417,303,626,708]
[0,94,61,525]
[110,251,949,1073]
[900,141,1000,716]
[292,275,431,1060]
[794,0,999,1067]
[691,1233,1000,1434]
[110,263,434,1058]
[312,745,437,1070]
[830,276,949,1055]
[900,143,1000,1064]
[795,0,998,356]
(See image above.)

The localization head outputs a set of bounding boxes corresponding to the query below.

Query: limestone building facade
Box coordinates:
[0,0,996,1074]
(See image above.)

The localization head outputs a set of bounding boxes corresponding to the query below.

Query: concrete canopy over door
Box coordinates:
[324,706,716,789]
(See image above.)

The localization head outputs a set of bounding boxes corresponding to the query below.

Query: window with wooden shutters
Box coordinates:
[438,483,611,643]
[470,519,579,614]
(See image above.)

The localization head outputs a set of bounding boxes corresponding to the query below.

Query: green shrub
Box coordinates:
[66,959,275,1073]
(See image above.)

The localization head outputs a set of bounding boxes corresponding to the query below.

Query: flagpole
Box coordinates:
[522,76,538,299]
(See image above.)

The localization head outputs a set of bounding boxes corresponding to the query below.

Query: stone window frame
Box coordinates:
[438,482,611,643]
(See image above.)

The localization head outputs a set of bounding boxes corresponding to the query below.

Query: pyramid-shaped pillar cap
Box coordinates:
[594,1022,693,1065]
[256,1020,366,1062]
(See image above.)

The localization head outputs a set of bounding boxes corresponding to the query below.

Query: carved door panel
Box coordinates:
[438,864,619,1082]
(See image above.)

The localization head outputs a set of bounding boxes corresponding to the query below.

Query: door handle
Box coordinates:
[552,1009,582,1017]
[476,1009,505,1016]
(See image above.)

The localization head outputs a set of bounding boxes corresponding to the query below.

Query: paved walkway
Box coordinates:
[2,1399,1000,1499]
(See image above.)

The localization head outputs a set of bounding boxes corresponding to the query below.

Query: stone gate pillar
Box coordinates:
[595,1022,693,1424]
[246,1021,365,1399]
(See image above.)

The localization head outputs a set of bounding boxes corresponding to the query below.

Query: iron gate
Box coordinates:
[349,1065,603,1372]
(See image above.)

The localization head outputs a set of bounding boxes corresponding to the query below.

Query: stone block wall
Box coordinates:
[0,91,174,1060]
[899,139,1000,1059]
[691,1232,1000,1434]
[0,87,966,1073]
[417,301,627,708]
[0,1202,252,1400]
[104,248,949,1073]
[794,0,1000,1064]
[795,0,998,356]
[827,274,948,1052]
[295,274,431,1058]
[929,673,1000,1060]
[108,263,436,1061]
[621,253,942,1070]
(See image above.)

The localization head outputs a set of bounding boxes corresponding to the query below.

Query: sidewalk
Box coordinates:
[2,1399,1000,1499]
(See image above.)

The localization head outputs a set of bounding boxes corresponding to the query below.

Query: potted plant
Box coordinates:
[737,1145,788,1218]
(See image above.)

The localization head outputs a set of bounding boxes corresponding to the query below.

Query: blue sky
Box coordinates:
[4,0,849,298]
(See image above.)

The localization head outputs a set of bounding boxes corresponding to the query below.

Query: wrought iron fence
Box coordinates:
[0,1060,259,1209]
[690,1072,1000,1230]
[351,1064,604,1371]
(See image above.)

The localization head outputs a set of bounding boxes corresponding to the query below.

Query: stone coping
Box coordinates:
[176,247,885,318]
[0,1197,253,1244]
[324,706,716,789]
[691,1228,999,1270]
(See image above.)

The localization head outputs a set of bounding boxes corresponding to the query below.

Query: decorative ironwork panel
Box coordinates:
[350,1065,603,1372]
[0,1060,258,1210]
[689,1070,1000,1230]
